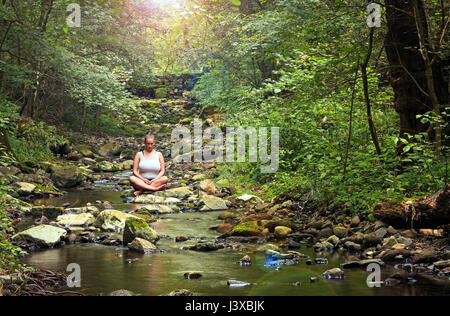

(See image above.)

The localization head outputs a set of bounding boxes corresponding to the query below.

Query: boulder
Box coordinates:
[131,194,166,204]
[274,226,292,238]
[57,213,96,227]
[382,236,398,250]
[332,226,348,238]
[51,165,84,188]
[13,225,67,247]
[228,221,264,237]
[95,161,121,172]
[0,194,32,213]
[326,235,340,247]
[127,238,158,254]
[137,204,178,215]
[123,217,159,245]
[235,194,264,208]
[94,210,134,232]
[322,268,345,280]
[15,182,36,196]
[198,194,228,211]
[98,142,121,157]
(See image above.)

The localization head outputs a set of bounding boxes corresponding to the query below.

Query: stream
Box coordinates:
[20,171,450,296]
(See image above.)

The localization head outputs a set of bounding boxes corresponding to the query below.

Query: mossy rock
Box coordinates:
[123,217,159,245]
[0,194,32,213]
[155,88,169,98]
[229,221,264,237]
[50,165,84,188]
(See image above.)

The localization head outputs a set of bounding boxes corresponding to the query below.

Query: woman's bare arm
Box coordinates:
[152,152,165,181]
[132,152,150,183]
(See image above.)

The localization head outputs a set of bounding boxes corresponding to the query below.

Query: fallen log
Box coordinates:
[373,184,449,229]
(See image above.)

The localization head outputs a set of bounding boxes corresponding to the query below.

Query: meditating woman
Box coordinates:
[129,132,168,197]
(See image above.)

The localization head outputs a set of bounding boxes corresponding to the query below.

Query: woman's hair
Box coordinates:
[144,131,155,143]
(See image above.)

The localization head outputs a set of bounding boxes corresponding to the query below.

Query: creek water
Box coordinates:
[20,172,450,296]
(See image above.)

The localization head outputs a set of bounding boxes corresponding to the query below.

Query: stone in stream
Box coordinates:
[94,210,135,232]
[314,258,328,265]
[340,259,385,269]
[31,206,64,219]
[238,255,252,266]
[123,216,159,245]
[137,204,178,215]
[175,236,189,242]
[153,187,194,199]
[183,241,223,252]
[227,280,251,287]
[94,161,121,172]
[64,206,100,216]
[50,165,84,188]
[168,289,197,296]
[131,194,166,204]
[274,226,292,238]
[322,268,345,280]
[127,238,158,254]
[184,272,203,279]
[56,213,96,226]
[108,290,135,296]
[12,225,67,247]
[228,221,264,237]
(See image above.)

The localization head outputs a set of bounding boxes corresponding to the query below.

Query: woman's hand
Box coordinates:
[144,179,153,185]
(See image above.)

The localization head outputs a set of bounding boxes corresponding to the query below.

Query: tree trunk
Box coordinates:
[373,184,450,228]
[384,0,449,153]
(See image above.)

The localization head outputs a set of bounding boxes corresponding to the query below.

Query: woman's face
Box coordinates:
[145,138,155,151]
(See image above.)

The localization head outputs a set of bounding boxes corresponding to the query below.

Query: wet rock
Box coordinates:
[12,225,67,247]
[95,161,121,172]
[384,278,402,287]
[123,217,159,245]
[50,165,84,188]
[183,241,223,252]
[322,268,344,280]
[228,221,264,237]
[175,236,189,242]
[317,227,333,238]
[310,277,319,283]
[382,236,398,250]
[315,258,328,264]
[109,290,135,296]
[351,216,360,227]
[227,280,251,287]
[256,243,281,253]
[274,226,292,238]
[154,187,194,199]
[374,227,388,239]
[131,194,166,204]
[138,204,177,215]
[127,238,158,254]
[56,213,96,227]
[344,241,362,252]
[332,226,348,238]
[313,241,334,252]
[168,289,197,296]
[363,233,382,249]
[238,255,252,266]
[31,206,64,219]
[326,235,340,247]
[286,239,301,249]
[412,247,439,264]
[340,259,384,269]
[184,272,202,279]
[433,259,450,270]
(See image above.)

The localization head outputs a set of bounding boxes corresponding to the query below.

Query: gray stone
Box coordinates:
[13,225,67,247]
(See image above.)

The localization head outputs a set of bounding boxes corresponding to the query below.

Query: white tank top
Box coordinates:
[139,151,161,179]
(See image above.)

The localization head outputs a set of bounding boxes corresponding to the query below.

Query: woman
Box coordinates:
[129,132,168,197]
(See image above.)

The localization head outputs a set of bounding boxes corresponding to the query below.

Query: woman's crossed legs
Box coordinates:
[129,176,168,196]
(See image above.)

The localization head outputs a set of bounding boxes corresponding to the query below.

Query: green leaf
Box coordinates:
[231,0,241,6]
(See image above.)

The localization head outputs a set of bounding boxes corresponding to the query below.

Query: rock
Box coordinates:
[154,187,194,199]
[322,268,345,280]
[235,194,264,208]
[310,277,319,283]
[315,258,328,264]
[374,227,388,239]
[98,142,121,157]
[314,242,334,252]
[94,210,134,232]
[175,236,189,242]
[326,235,340,247]
[387,226,398,235]
[56,213,96,227]
[131,194,166,204]
[95,161,121,172]
[184,272,202,279]
[433,259,450,270]
[13,225,67,247]
[109,290,135,296]
[138,204,177,215]
[0,194,32,213]
[51,165,84,188]
[199,179,218,194]
[238,255,252,266]
[397,236,413,247]
[217,223,233,234]
[168,289,197,296]
[351,216,360,227]
[127,238,158,254]
[413,247,439,264]
[333,226,348,238]
[256,244,281,253]
[228,221,264,237]
[15,182,36,196]
[340,259,384,269]
[274,226,292,238]
[64,206,100,216]
[317,228,333,238]
[118,160,134,170]
[123,217,159,245]
[218,211,237,220]
[183,242,222,252]
[227,280,251,287]
[384,278,402,287]
[198,194,228,211]
[31,206,64,219]
[363,233,382,249]
[344,241,362,252]
[382,236,398,250]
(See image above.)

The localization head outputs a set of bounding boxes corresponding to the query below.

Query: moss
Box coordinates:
[230,221,264,237]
